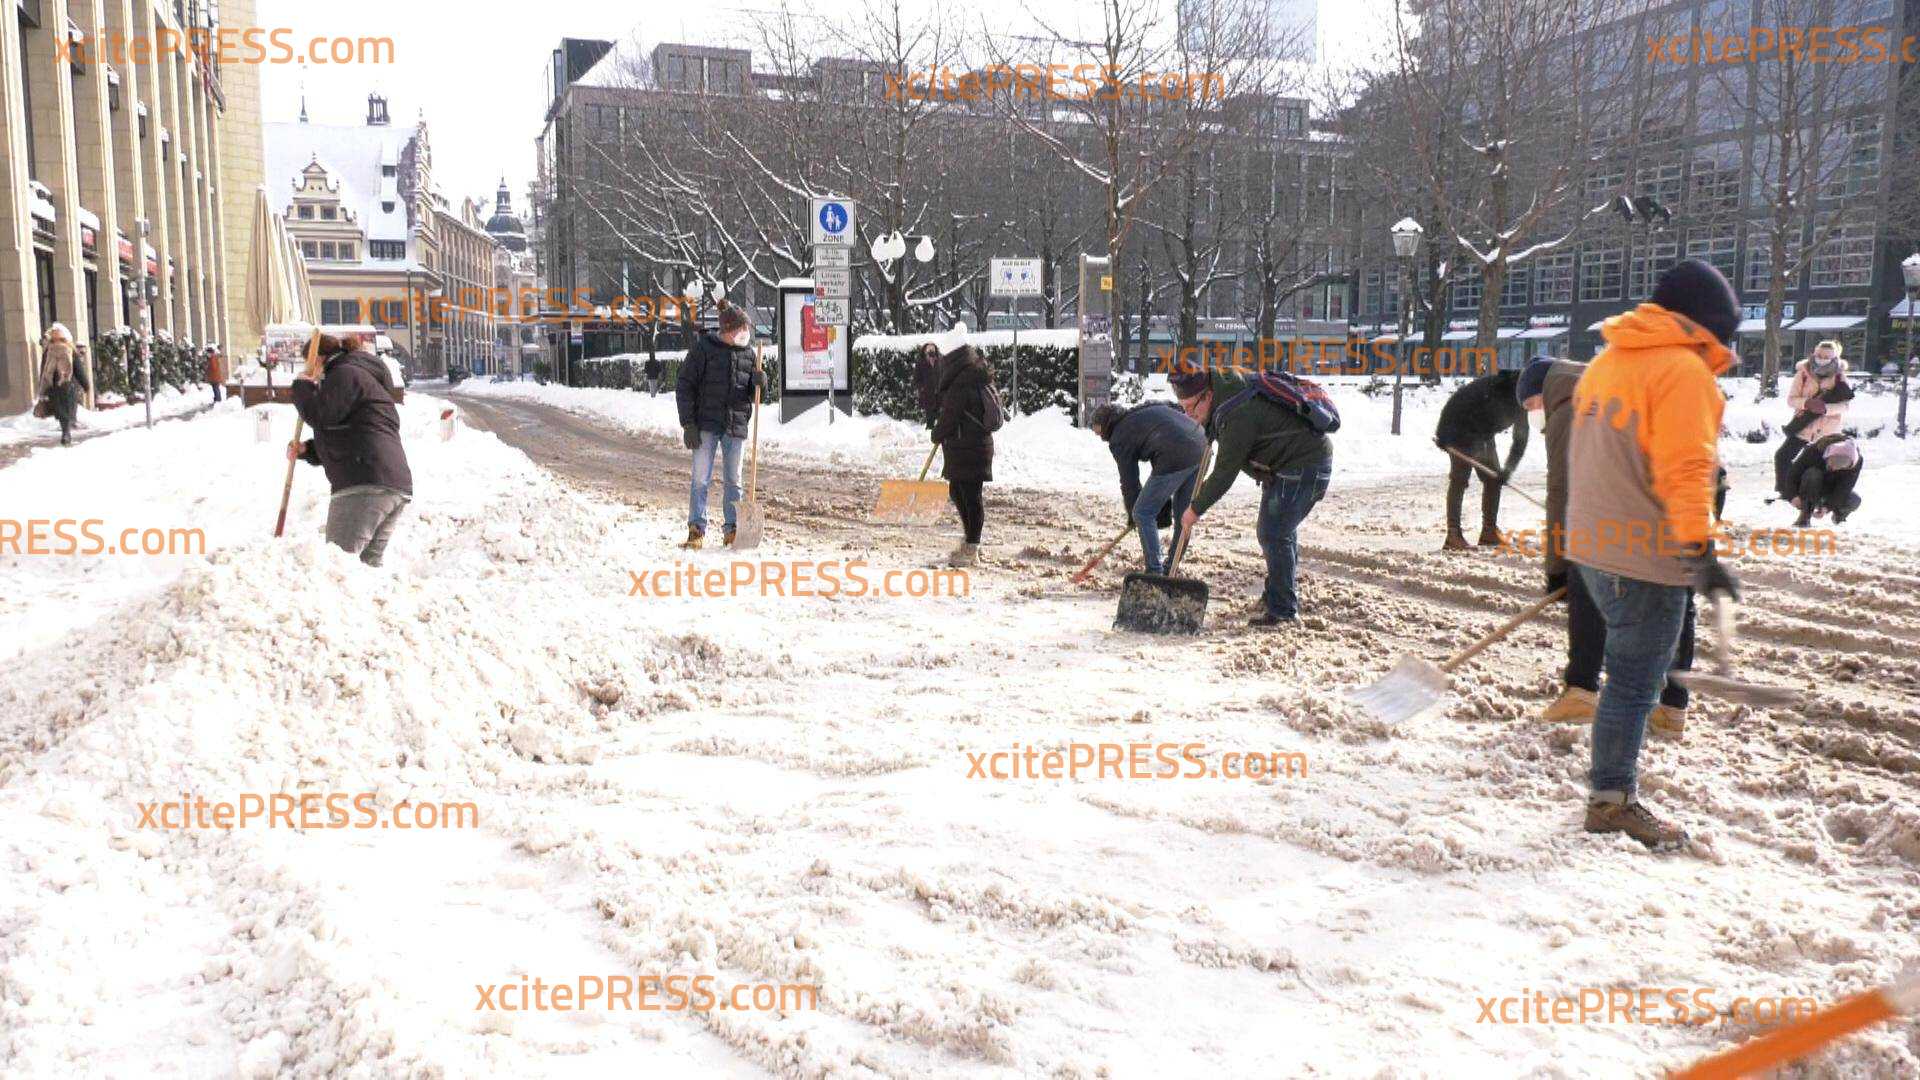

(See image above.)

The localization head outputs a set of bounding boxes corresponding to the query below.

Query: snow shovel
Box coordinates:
[1349,587,1566,723]
[1671,974,1918,1080]
[273,330,323,538]
[734,384,765,550]
[1113,445,1212,634]
[1440,442,1545,512]
[872,444,948,524]
[1071,524,1135,584]
[1666,592,1797,708]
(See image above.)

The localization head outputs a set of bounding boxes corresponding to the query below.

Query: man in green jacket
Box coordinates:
[1173,367,1334,627]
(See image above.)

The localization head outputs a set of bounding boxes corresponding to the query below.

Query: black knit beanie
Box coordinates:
[1650,259,1740,345]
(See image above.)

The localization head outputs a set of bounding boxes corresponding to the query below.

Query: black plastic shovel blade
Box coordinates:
[1114,572,1209,634]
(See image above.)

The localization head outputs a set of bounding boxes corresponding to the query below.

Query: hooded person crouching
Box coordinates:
[1565,259,1741,851]
[287,333,414,567]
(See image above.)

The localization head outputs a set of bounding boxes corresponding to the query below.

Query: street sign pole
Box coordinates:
[1011,295,1019,417]
[807,196,855,424]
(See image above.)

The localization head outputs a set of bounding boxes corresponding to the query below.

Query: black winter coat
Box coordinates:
[293,350,413,495]
[1435,368,1529,473]
[1108,402,1205,511]
[930,354,996,483]
[676,331,762,437]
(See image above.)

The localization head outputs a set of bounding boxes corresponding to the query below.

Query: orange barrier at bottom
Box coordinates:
[1670,978,1914,1079]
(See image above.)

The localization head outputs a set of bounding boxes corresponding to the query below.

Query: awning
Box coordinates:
[1441,329,1476,341]
[1585,319,1606,331]
[1788,315,1864,331]
[1496,327,1526,340]
[1518,327,1568,339]
[1890,300,1920,319]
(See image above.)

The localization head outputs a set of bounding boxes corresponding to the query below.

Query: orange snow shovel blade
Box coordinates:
[872,445,948,524]
[1669,979,1911,1079]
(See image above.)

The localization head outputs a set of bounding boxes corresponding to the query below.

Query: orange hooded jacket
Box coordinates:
[1565,303,1732,587]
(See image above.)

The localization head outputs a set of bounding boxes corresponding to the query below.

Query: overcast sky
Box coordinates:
[257,0,1390,216]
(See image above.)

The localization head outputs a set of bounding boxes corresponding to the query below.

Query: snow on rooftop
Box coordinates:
[265,119,415,262]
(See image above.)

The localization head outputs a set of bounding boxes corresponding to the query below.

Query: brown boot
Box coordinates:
[1477,526,1505,547]
[723,525,738,547]
[681,525,705,550]
[1648,704,1687,740]
[1541,687,1597,723]
[1442,530,1470,551]
[1585,799,1687,850]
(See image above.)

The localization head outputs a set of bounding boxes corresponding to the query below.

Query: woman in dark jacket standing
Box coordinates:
[286,333,414,567]
[930,344,998,568]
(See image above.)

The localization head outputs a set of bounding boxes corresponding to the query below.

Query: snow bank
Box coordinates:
[0,386,212,446]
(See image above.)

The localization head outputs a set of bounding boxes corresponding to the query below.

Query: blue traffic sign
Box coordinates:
[818,202,849,235]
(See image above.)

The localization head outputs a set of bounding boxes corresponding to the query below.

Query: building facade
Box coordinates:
[267,94,503,377]
[3,0,254,414]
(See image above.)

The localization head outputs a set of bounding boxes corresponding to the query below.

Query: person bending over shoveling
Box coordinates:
[1091,402,1205,575]
[1172,364,1335,628]
[1567,258,1741,851]
[1434,368,1528,550]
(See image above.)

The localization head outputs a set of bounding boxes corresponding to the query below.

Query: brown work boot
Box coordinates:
[1442,530,1470,551]
[947,542,979,568]
[1648,704,1687,740]
[682,525,705,550]
[1541,687,1597,723]
[1477,526,1505,547]
[723,525,738,547]
[1585,799,1687,850]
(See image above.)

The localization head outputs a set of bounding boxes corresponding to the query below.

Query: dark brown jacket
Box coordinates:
[1540,360,1587,577]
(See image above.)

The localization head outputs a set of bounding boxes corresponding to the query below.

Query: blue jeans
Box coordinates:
[1577,565,1692,801]
[1134,464,1198,574]
[1255,460,1332,619]
[688,429,745,531]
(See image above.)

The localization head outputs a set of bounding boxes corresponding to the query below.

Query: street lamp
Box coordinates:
[1390,217,1423,436]
[869,230,936,332]
[1900,252,1919,438]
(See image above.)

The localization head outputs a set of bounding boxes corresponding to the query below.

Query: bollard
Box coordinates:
[254,409,272,443]
[439,408,456,441]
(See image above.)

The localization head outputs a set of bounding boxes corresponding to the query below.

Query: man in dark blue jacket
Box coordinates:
[1091,402,1207,574]
[675,304,763,548]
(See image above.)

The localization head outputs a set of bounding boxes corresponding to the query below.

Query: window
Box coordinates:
[301,241,317,258]
[1636,160,1684,208]
[1536,252,1574,306]
[1823,117,1881,202]
[1811,224,1872,288]
[1580,246,1623,302]
[1744,231,1800,294]
[1585,164,1625,203]
[1500,264,1529,309]
[19,30,38,178]
[1686,228,1737,281]
[321,206,337,220]
[298,205,313,219]
[320,242,337,260]
[1630,239,1679,299]
[35,252,57,327]
[1690,147,1742,215]
[1453,267,1483,312]
[382,200,395,213]
[320,299,347,324]
[337,244,355,261]
[382,165,397,177]
[371,240,405,260]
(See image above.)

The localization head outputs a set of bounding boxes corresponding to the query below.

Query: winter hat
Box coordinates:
[1650,259,1740,345]
[1168,362,1212,399]
[1823,438,1860,471]
[1515,356,1554,404]
[717,302,751,336]
[935,321,970,358]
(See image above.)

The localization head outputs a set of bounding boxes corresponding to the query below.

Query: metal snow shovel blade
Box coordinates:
[1667,594,1797,709]
[872,444,948,524]
[1114,446,1211,635]
[734,385,766,550]
[1349,588,1566,724]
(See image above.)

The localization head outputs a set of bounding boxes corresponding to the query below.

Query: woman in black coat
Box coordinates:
[930,345,998,567]
[912,342,943,427]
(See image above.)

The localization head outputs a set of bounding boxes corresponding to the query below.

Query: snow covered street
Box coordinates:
[1,385,1916,1077]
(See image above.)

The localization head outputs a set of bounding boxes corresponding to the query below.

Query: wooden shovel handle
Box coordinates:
[1440,443,1546,512]
[916,443,940,482]
[1440,587,1565,673]
[746,383,762,501]
[1071,524,1136,584]
[274,331,323,538]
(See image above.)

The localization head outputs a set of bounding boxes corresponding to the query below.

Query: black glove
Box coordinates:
[1685,548,1741,604]
[682,424,701,450]
[1545,569,1568,598]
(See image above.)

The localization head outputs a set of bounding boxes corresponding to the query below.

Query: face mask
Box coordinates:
[1812,357,1839,378]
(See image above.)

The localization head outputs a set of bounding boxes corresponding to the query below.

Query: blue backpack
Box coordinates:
[1218,371,1341,434]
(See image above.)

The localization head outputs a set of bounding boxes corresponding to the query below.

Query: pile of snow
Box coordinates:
[854,328,1080,352]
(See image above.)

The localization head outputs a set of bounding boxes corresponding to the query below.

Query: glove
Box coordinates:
[1545,570,1568,598]
[1685,548,1741,604]
[1494,468,1513,487]
[682,424,701,450]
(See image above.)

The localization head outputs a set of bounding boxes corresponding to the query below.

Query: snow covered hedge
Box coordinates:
[853,341,1079,420]
[574,351,784,402]
[88,329,201,400]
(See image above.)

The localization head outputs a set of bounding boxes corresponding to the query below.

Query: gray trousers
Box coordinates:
[325,485,410,567]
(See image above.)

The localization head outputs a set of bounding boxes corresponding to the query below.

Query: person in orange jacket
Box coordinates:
[1565,259,1740,851]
